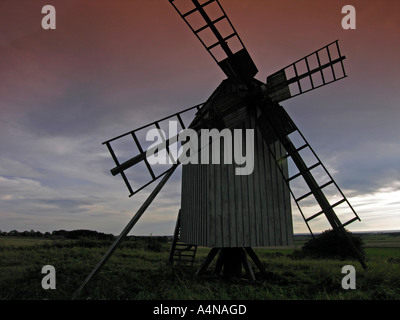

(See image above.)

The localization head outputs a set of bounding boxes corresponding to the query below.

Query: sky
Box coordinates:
[0,0,399,236]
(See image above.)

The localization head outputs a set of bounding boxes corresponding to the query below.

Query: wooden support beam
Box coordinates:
[196,248,220,276]
[240,248,255,281]
[73,164,179,299]
[197,247,265,281]
[244,247,268,277]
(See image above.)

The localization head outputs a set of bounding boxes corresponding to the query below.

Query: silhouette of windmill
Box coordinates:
[76,0,366,295]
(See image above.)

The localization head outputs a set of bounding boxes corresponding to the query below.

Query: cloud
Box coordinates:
[1,1,399,236]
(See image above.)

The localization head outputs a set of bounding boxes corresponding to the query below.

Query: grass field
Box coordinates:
[0,233,399,300]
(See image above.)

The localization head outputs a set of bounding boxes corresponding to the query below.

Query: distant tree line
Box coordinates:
[0,229,172,243]
[0,229,115,240]
[0,229,172,252]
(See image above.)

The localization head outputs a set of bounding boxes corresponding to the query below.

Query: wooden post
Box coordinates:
[219,248,243,279]
[197,247,264,281]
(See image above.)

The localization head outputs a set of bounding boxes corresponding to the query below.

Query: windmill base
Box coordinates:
[195,248,269,281]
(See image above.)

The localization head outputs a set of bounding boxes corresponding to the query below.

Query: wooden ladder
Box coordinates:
[169,210,198,266]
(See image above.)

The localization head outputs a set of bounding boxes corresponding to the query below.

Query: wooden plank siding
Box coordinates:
[180,118,293,247]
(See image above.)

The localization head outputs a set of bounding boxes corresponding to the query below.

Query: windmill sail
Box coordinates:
[102,104,202,196]
[256,102,367,269]
[267,40,347,103]
[169,0,258,85]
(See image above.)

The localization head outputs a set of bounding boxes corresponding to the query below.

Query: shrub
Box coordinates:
[300,229,365,260]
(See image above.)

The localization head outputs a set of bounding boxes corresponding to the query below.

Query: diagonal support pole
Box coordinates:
[73,164,179,299]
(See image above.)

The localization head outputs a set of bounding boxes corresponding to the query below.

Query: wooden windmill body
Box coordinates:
[75,0,367,296]
[180,79,293,249]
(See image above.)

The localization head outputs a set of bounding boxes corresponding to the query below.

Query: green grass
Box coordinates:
[0,236,53,247]
[0,236,399,300]
[365,247,400,258]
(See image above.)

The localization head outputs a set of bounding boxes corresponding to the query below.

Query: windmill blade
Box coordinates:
[266,40,347,103]
[103,104,202,196]
[169,0,258,86]
[256,103,367,269]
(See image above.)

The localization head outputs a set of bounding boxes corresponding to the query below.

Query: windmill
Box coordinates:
[75,0,366,295]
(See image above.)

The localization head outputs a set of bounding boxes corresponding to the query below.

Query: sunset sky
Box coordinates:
[1,0,399,236]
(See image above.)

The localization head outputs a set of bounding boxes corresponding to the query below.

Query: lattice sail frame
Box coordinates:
[102,104,202,196]
[169,0,258,84]
[267,40,346,103]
